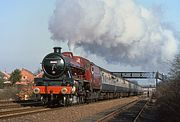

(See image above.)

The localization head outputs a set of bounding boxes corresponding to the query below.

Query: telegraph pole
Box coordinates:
[155,71,158,88]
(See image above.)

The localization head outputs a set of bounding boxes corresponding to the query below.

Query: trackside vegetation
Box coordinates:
[156,54,180,122]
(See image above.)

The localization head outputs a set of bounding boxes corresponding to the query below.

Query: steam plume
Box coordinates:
[49,0,178,71]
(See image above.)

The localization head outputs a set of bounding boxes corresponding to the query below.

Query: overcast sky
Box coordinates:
[0,0,180,78]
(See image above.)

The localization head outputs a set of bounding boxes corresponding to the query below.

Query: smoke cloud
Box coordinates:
[49,0,179,71]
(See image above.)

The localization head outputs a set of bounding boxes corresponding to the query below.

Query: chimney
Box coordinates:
[53,47,62,54]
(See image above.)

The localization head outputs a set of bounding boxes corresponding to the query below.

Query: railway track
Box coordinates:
[0,97,142,121]
[0,98,113,120]
[95,98,148,122]
[0,103,21,109]
[0,100,48,120]
[0,99,108,120]
[0,100,15,104]
[136,98,159,122]
[0,106,52,119]
[0,100,42,109]
[0,97,141,122]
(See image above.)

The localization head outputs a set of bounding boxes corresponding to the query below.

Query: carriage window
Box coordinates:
[91,67,94,74]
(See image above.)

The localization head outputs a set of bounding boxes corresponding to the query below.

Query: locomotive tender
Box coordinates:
[33,47,142,105]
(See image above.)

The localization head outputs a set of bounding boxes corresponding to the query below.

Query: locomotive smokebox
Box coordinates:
[53,47,62,54]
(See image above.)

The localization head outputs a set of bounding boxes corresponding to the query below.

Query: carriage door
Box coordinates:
[91,65,101,90]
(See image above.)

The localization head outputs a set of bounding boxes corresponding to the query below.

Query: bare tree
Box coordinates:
[157,54,180,121]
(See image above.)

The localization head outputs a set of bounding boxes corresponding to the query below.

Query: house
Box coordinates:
[15,68,35,100]
[143,85,156,97]
[35,71,44,78]
[0,71,10,80]
[0,71,11,86]
[20,68,35,83]
[15,68,35,85]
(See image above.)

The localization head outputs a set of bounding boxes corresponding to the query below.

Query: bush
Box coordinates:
[0,87,18,100]
[0,78,4,88]
[9,69,22,85]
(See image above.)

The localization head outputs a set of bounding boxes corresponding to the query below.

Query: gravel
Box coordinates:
[1,96,138,122]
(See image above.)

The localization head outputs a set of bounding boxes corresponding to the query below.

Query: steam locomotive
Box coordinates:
[32,47,142,105]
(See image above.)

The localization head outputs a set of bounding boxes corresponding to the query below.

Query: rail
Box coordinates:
[133,99,148,122]
[96,99,139,122]
[96,98,148,122]
[0,107,51,119]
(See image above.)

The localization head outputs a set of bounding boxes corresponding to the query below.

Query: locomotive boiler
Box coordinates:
[33,47,142,105]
